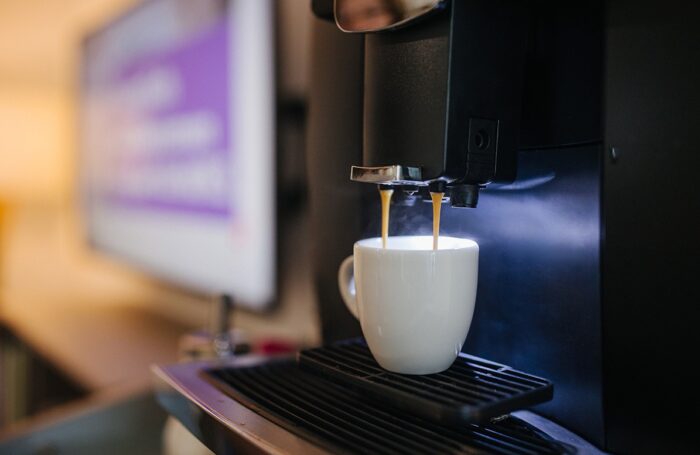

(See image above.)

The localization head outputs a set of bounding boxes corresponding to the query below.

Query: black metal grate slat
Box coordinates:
[438,366,525,395]
[205,360,571,455]
[323,344,506,403]
[297,339,554,426]
[276,367,457,454]
[261,369,423,454]
[217,366,392,454]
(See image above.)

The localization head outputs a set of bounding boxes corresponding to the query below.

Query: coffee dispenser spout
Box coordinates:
[350,165,424,186]
[351,165,482,207]
[428,181,480,208]
[448,183,480,209]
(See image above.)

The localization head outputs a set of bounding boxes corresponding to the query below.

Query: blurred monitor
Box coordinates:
[80,0,275,309]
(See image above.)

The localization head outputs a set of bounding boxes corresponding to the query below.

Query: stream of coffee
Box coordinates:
[379,186,442,250]
[430,191,443,250]
[379,187,394,249]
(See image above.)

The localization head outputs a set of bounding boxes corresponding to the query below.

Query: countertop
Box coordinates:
[0,287,191,392]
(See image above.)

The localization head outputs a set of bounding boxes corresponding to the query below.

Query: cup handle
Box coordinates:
[337,255,358,319]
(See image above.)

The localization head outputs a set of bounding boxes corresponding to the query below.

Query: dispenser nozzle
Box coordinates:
[448,184,480,208]
[350,165,423,185]
[428,180,447,194]
[352,165,481,207]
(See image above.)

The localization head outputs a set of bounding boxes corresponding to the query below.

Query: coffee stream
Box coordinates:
[379,187,394,248]
[430,191,443,250]
[379,186,443,250]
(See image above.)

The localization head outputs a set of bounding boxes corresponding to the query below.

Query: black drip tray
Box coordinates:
[298,339,553,426]
[206,360,572,455]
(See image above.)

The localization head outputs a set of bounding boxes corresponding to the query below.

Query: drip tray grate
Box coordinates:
[206,360,571,455]
[298,339,553,426]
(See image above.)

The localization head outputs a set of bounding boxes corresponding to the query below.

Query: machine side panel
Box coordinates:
[603,1,700,452]
[447,146,605,446]
[307,17,364,342]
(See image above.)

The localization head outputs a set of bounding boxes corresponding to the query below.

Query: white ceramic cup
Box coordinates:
[338,235,479,374]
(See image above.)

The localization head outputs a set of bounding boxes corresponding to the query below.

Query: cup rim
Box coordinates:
[355,235,478,252]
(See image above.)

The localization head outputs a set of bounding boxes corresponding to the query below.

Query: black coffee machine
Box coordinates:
[154,0,699,452]
[307,0,700,453]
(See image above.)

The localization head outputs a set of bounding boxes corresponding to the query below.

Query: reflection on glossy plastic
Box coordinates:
[335,0,445,33]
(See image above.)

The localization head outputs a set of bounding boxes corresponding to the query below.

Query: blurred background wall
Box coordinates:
[0,0,316,432]
[0,0,315,327]
[0,0,138,203]
[0,0,153,317]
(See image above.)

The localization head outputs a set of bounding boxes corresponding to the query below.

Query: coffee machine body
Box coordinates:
[308,0,700,452]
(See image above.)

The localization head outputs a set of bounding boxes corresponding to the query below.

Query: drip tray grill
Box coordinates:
[206,360,571,455]
[298,339,553,426]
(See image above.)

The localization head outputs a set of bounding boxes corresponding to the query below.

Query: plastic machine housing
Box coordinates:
[307,0,700,453]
